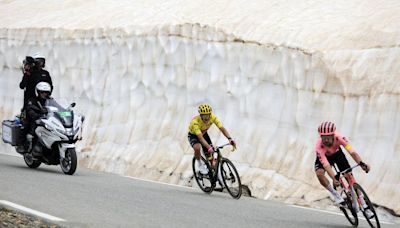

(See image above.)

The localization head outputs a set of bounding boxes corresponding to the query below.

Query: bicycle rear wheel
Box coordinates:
[220,158,242,199]
[353,183,380,228]
[192,156,214,194]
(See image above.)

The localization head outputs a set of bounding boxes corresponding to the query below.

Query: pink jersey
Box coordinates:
[315,132,356,166]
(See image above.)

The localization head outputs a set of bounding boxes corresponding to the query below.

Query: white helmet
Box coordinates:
[32,52,44,58]
[32,52,46,68]
[35,82,51,96]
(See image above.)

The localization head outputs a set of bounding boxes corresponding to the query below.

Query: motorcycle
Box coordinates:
[2,98,84,175]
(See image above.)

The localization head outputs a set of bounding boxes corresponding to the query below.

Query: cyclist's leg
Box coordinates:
[315,156,343,203]
[188,133,209,175]
[315,157,329,187]
[188,133,202,160]
[315,155,336,187]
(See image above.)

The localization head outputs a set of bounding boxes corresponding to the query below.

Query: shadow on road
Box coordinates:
[183,188,237,200]
[309,222,350,228]
[0,162,73,175]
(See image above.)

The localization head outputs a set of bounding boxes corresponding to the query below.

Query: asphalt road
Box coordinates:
[0,153,397,228]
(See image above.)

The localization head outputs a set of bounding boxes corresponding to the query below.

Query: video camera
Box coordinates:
[22,56,36,73]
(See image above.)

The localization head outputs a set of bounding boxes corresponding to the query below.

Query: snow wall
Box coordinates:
[0,0,399,215]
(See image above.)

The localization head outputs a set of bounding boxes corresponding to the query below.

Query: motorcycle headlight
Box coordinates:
[65,128,76,136]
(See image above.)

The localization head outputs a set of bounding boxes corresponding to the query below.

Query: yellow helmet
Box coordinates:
[198,104,212,114]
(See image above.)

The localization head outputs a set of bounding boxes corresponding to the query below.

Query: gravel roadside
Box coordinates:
[0,208,62,228]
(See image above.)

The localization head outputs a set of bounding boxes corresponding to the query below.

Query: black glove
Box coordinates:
[41,108,48,115]
[359,161,370,173]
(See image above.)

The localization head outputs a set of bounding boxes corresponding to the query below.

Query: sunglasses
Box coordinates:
[200,114,211,121]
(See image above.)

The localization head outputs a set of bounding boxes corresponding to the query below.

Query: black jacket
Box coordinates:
[19,69,53,108]
[26,97,48,122]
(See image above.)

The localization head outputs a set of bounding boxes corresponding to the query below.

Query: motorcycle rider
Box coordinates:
[19,52,53,114]
[25,82,52,157]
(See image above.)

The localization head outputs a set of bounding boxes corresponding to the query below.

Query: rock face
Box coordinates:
[0,0,399,214]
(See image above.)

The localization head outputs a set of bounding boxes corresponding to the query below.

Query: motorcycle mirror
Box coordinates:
[71,102,76,108]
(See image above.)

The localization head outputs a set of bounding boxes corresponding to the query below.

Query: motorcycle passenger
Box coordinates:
[188,104,236,175]
[19,52,53,113]
[314,121,373,218]
[25,82,52,157]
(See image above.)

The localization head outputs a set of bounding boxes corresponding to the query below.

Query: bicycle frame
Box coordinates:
[334,164,360,207]
[206,143,230,184]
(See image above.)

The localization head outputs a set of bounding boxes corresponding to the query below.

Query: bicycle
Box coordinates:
[192,143,242,199]
[333,164,380,228]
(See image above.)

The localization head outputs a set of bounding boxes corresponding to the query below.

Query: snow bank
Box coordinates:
[0,0,399,215]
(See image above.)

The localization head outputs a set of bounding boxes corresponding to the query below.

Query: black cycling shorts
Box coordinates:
[314,148,351,172]
[187,132,213,155]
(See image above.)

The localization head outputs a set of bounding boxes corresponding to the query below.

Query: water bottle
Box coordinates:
[15,116,22,125]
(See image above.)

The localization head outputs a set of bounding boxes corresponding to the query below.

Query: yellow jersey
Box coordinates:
[188,113,223,135]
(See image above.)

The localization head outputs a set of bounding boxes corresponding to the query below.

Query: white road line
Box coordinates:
[289,205,394,225]
[122,175,197,191]
[0,200,66,222]
[289,205,346,216]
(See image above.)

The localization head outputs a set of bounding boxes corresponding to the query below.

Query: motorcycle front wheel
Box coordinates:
[60,148,77,175]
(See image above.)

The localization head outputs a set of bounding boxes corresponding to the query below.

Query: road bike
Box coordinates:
[333,164,380,227]
[192,143,242,199]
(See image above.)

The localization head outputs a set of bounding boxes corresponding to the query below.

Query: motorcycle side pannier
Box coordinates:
[2,120,24,146]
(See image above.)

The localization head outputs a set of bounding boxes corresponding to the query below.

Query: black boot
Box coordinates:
[24,134,33,151]
[32,144,43,157]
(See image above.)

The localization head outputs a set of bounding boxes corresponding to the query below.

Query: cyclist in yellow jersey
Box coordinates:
[188,104,236,175]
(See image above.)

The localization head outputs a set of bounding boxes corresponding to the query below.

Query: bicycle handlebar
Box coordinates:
[216,143,231,150]
[338,164,361,176]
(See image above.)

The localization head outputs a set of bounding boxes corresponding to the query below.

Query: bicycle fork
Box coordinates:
[350,186,360,213]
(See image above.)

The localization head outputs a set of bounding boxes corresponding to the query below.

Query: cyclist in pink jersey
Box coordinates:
[314,122,371,208]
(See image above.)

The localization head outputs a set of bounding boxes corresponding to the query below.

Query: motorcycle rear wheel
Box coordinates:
[23,153,41,168]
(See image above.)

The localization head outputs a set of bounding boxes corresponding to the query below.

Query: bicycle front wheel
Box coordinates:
[353,183,380,228]
[340,190,359,227]
[221,158,242,199]
[192,156,214,194]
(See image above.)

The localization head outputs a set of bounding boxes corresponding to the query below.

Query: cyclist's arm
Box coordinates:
[212,115,232,140]
[219,127,232,140]
[349,151,362,164]
[338,137,363,164]
[196,133,212,150]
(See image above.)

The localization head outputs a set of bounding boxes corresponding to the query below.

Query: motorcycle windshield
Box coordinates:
[45,99,68,112]
[45,99,73,127]
[56,111,73,127]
